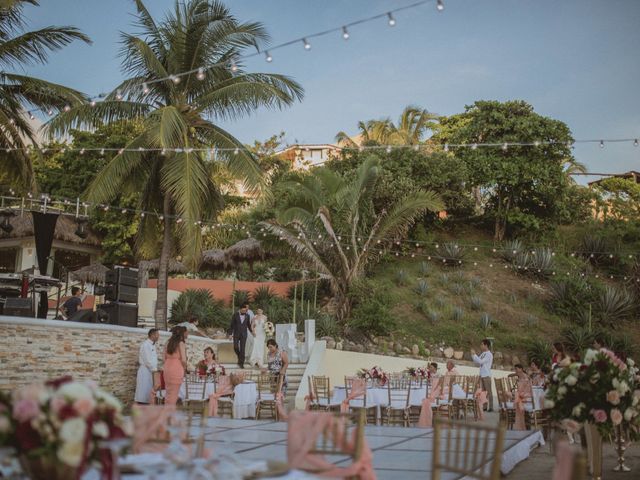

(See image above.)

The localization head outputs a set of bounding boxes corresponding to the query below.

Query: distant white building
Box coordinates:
[274,144,342,170]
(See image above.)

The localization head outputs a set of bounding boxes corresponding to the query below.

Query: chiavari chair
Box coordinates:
[462,375,480,421]
[256,373,280,420]
[344,376,377,425]
[432,417,505,480]
[312,375,342,412]
[494,378,515,429]
[182,373,210,413]
[381,377,411,426]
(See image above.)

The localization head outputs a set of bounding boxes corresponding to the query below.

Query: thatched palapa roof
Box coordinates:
[70,263,109,284]
[225,238,266,263]
[0,213,101,246]
[201,248,233,270]
[138,258,188,273]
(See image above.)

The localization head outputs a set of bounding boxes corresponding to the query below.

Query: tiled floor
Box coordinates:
[192,417,542,480]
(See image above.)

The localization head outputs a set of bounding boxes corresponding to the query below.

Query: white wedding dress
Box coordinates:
[249,315,267,367]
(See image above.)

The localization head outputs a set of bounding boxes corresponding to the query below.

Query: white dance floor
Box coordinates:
[189,417,545,480]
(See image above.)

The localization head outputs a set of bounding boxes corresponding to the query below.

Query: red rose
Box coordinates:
[15,421,42,451]
[46,375,73,388]
[58,404,77,421]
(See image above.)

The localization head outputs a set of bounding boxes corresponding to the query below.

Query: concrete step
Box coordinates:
[221,363,306,407]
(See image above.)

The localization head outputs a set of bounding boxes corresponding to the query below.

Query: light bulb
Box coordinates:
[29,113,35,120]
[413,144,419,151]
[171,75,180,84]
[534,140,540,147]
[158,215,164,221]
[47,109,53,116]
[100,148,105,155]
[303,38,311,50]
[90,101,96,107]
[142,83,150,94]
[471,143,478,150]
[196,68,205,80]
[385,145,392,153]
[502,143,508,151]
[103,205,109,211]
[230,62,238,73]
[118,148,124,155]
[437,0,444,11]
[387,13,396,26]
[233,148,239,155]
[161,148,166,155]
[115,90,123,100]
[342,27,350,40]
[265,51,273,62]
[599,140,604,148]
[80,148,85,155]
[634,139,639,147]
[443,144,449,152]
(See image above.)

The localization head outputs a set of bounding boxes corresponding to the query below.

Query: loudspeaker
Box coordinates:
[3,297,34,317]
[67,309,96,323]
[97,302,138,328]
[104,284,138,303]
[105,268,138,287]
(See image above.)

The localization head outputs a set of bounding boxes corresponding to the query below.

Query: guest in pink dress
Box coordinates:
[164,326,187,405]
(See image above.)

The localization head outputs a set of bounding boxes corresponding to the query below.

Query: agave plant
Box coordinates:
[500,239,524,263]
[438,242,466,266]
[232,289,251,308]
[253,285,277,309]
[561,327,595,355]
[595,286,635,327]
[469,296,483,311]
[419,261,430,277]
[579,234,609,266]
[434,297,446,309]
[316,314,340,338]
[395,269,409,287]
[525,314,539,328]
[526,339,550,369]
[451,306,464,321]
[169,288,225,328]
[527,247,555,277]
[414,279,429,297]
[427,310,440,324]
[480,312,492,330]
[450,283,465,296]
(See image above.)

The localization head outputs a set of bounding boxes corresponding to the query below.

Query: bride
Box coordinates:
[249,309,267,368]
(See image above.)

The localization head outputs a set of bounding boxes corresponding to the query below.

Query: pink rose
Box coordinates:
[592,409,607,423]
[13,399,40,423]
[73,397,95,418]
[50,396,67,415]
[560,418,580,433]
[607,390,621,405]
[610,408,623,425]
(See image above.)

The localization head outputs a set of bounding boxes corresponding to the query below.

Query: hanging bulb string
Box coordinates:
[23,0,442,118]
[2,193,639,259]
[2,136,640,154]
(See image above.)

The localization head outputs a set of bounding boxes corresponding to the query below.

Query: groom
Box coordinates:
[227,303,252,368]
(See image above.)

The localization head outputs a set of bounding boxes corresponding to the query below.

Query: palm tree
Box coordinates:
[562,157,587,183]
[335,105,438,147]
[261,158,442,324]
[0,0,90,191]
[48,0,303,329]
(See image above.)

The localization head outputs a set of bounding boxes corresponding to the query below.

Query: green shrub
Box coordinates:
[232,289,251,308]
[580,234,609,265]
[469,296,483,311]
[395,269,409,287]
[451,306,464,321]
[349,279,395,336]
[427,310,440,324]
[317,314,340,338]
[594,286,635,327]
[415,279,429,297]
[439,272,450,285]
[265,296,293,324]
[500,239,524,263]
[526,339,550,369]
[253,285,277,309]
[416,300,430,315]
[419,261,430,277]
[525,314,539,328]
[434,297,446,309]
[480,312,492,330]
[170,288,226,328]
[528,247,555,277]
[450,283,465,296]
[548,277,597,321]
[561,327,595,355]
[439,242,466,266]
[468,276,482,289]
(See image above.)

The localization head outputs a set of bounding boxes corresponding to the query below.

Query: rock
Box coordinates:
[372,337,379,345]
[444,347,454,359]
[387,342,394,351]
[394,343,403,354]
[411,344,420,356]
[355,344,364,353]
[423,348,431,357]
[366,345,377,354]
[512,355,520,366]
[326,339,336,349]
[453,350,464,360]
[494,351,504,362]
[336,341,343,351]
[402,347,411,354]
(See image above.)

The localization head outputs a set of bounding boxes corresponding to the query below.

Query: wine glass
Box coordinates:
[0,446,19,479]
[97,438,131,480]
[164,411,192,468]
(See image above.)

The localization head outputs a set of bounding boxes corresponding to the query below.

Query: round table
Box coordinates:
[168,381,258,418]
[332,385,427,407]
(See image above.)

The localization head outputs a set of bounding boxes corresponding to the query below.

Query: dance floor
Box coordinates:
[191,418,545,480]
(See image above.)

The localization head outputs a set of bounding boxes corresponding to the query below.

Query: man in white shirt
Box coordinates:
[471,338,494,412]
[134,328,160,404]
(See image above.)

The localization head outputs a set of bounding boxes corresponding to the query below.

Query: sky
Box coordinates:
[23,0,640,179]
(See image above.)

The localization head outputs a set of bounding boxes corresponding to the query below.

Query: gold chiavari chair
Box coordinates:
[381,377,411,426]
[523,381,549,436]
[256,373,280,420]
[288,410,366,480]
[437,375,463,420]
[182,373,210,413]
[214,375,235,418]
[408,376,429,426]
[506,375,518,394]
[344,376,377,425]
[312,376,342,412]
[462,375,480,421]
[494,378,515,429]
[432,418,505,480]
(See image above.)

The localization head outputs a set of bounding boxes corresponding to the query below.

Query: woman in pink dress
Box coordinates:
[164,326,187,405]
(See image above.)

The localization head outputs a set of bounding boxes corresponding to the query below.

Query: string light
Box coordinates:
[303,38,311,50]
[230,62,238,73]
[600,140,605,148]
[436,0,445,11]
[342,27,350,40]
[387,12,396,26]
[142,83,150,94]
[196,68,206,80]
[115,90,123,101]
[170,75,180,84]
[265,51,273,62]
[634,139,638,147]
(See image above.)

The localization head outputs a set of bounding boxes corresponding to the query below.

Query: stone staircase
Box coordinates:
[221,362,307,408]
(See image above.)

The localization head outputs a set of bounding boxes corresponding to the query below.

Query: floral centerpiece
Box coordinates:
[545,349,640,440]
[264,321,275,338]
[196,361,226,377]
[356,366,388,386]
[405,366,430,380]
[0,376,132,480]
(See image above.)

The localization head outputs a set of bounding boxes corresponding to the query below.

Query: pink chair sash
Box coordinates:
[276,392,289,421]
[418,385,441,428]
[340,379,366,413]
[475,389,488,421]
[513,384,531,430]
[208,376,233,417]
[552,440,575,480]
[304,390,316,411]
[287,411,376,479]
[131,405,175,453]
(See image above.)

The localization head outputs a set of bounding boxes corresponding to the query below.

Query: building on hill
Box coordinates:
[274,144,342,170]
[587,171,640,220]
[0,213,102,277]
[587,170,640,187]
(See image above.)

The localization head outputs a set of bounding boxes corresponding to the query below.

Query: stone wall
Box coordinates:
[0,316,223,405]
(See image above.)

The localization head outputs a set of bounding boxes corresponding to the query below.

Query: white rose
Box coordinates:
[558,386,567,397]
[633,395,639,407]
[0,416,10,433]
[565,375,577,386]
[572,403,585,417]
[624,408,636,422]
[92,421,109,439]
[617,381,630,395]
[57,441,84,467]
[584,349,597,365]
[59,418,87,443]
[58,382,93,401]
[95,390,121,411]
[628,358,635,367]
[544,399,555,409]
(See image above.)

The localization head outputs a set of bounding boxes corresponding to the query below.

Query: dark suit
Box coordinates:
[227,311,251,367]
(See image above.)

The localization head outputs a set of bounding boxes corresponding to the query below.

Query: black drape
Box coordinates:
[31,212,59,318]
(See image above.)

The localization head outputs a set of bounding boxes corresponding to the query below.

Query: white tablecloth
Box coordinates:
[332,385,427,407]
[174,381,258,419]
[532,387,545,410]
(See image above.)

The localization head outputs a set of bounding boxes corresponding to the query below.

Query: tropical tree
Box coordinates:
[562,157,587,183]
[261,158,443,324]
[0,0,90,191]
[335,105,438,146]
[47,0,303,328]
